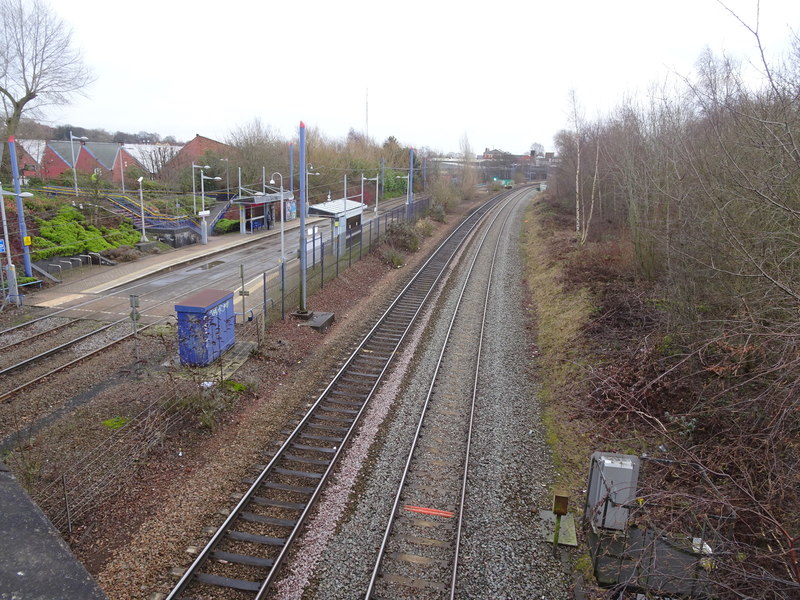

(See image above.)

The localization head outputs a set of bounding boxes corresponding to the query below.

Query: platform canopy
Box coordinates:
[308,198,365,217]
[232,189,294,206]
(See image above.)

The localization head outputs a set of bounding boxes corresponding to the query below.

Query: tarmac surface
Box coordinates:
[0,462,108,599]
[28,217,320,305]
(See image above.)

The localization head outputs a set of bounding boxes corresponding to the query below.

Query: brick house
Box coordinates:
[161,134,233,179]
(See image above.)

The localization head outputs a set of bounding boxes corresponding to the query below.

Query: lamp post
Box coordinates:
[362,173,379,213]
[200,170,222,213]
[0,183,32,306]
[137,176,147,242]
[305,165,320,218]
[199,170,221,245]
[270,172,286,262]
[70,131,89,196]
[220,157,230,195]
[191,163,209,214]
[120,157,126,194]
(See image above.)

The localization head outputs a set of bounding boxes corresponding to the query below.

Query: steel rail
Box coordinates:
[0,321,118,377]
[0,319,165,404]
[363,190,520,598]
[166,193,508,599]
[0,318,80,352]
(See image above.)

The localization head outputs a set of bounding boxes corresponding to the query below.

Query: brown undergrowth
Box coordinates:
[525,193,800,598]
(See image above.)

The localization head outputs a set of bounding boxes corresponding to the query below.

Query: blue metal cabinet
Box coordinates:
[175,289,235,366]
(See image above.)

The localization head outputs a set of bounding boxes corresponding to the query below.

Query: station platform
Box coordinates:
[0,462,107,599]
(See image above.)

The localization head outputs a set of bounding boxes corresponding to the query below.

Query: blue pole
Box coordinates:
[299,123,307,313]
[7,137,31,277]
[407,147,414,222]
[381,157,384,201]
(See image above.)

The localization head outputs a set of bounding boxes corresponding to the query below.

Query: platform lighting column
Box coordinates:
[270,172,286,263]
[363,173,379,213]
[220,157,230,194]
[69,131,89,196]
[120,156,126,194]
[191,163,208,214]
[199,169,222,213]
[137,176,147,242]
[0,182,32,305]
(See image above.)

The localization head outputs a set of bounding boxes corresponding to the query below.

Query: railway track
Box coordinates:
[365,189,516,599]
[165,192,511,599]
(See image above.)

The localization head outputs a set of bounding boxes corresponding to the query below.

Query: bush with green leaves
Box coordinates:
[215,218,239,234]
[30,205,141,261]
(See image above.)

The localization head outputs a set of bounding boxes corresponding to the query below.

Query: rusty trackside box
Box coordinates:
[175,288,235,366]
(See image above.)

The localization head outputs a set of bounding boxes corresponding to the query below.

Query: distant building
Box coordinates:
[18,139,182,184]
[161,134,233,178]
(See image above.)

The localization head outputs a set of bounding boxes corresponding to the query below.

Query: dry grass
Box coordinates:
[520,198,594,496]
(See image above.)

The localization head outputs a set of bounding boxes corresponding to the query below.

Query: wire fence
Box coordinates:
[29,195,431,533]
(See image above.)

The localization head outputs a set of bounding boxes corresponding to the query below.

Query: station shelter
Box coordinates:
[232,189,296,234]
[308,197,365,254]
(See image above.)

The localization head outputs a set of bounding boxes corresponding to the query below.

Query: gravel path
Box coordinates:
[285,190,571,598]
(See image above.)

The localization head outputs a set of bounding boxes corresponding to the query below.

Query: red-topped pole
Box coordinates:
[299,122,308,313]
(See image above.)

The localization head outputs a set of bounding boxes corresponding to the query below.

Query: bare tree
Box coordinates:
[137,144,181,178]
[459,133,477,201]
[225,118,285,185]
[0,0,92,164]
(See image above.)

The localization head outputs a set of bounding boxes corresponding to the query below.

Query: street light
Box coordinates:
[0,183,33,306]
[137,176,147,242]
[220,158,230,195]
[362,173,379,213]
[270,172,287,262]
[199,170,221,245]
[305,164,320,218]
[70,131,89,196]
[200,170,222,213]
[191,163,209,214]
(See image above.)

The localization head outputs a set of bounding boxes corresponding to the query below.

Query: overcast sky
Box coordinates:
[45,0,800,156]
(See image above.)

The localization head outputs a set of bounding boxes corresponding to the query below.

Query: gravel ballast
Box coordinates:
[290,190,571,598]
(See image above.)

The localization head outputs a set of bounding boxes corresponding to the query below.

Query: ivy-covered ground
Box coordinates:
[31,205,142,262]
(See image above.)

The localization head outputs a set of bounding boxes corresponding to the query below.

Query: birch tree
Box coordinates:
[0,0,92,164]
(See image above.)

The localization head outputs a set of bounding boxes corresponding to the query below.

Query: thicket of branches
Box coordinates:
[223,120,441,204]
[551,28,799,598]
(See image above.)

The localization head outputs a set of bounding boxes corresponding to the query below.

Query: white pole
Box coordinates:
[0,183,19,305]
[191,162,197,214]
[70,132,79,196]
[138,178,147,242]
[200,168,206,212]
[280,180,285,262]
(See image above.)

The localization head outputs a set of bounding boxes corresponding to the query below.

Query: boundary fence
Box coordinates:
[29,195,432,532]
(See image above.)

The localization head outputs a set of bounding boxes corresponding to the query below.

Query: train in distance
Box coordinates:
[492,177,514,189]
